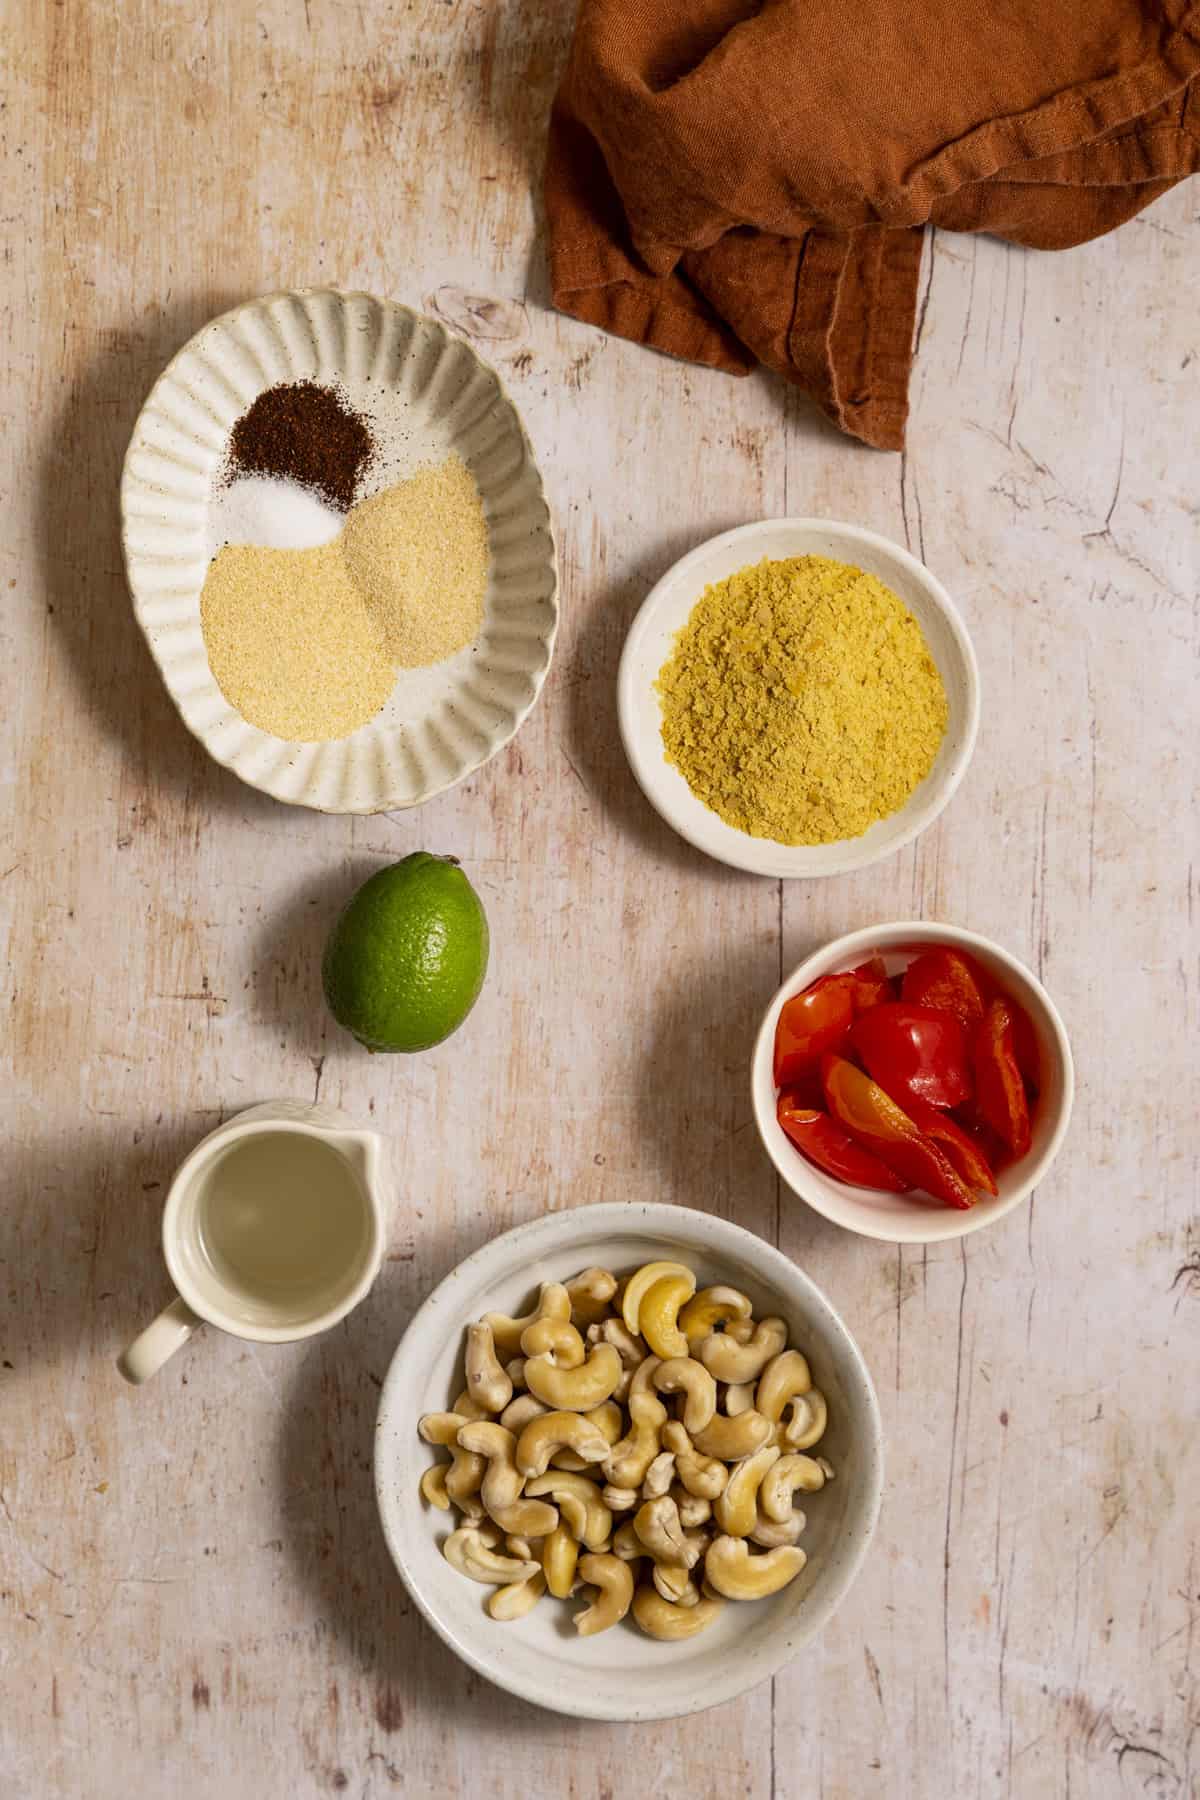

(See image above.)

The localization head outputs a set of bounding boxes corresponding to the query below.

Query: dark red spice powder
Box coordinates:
[227,381,374,512]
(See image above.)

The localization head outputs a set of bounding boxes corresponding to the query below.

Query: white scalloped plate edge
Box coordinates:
[120,288,558,814]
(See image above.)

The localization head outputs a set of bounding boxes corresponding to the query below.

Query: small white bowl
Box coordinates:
[752,923,1074,1244]
[121,289,557,813]
[375,1202,882,1721]
[617,519,979,877]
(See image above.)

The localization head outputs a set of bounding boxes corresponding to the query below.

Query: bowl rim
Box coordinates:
[119,285,559,815]
[616,516,980,878]
[751,922,1076,1244]
[374,1200,884,1720]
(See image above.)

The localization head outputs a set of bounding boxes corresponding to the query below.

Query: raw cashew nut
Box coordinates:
[573,1552,634,1636]
[457,1420,559,1537]
[465,1323,513,1414]
[621,1262,696,1336]
[603,1392,667,1488]
[420,1464,451,1510]
[542,1524,579,1598]
[520,1315,586,1368]
[627,1354,663,1402]
[760,1453,828,1521]
[672,1486,712,1529]
[505,1535,533,1560]
[488,1569,546,1621]
[698,1316,788,1384]
[603,1483,639,1512]
[704,1534,806,1600]
[418,1411,485,1505]
[442,1526,540,1586]
[714,1444,781,1538]
[455,1493,487,1526]
[525,1472,613,1550]
[641,1450,676,1499]
[451,1389,488,1423]
[633,1583,725,1640]
[634,1496,699,1568]
[514,1410,610,1478]
[552,1398,624,1471]
[755,1350,812,1423]
[638,1273,697,1360]
[653,1357,718,1435]
[611,1521,643,1561]
[725,1382,756,1417]
[663,1422,729,1500]
[499,1392,547,1433]
[565,1267,618,1329]
[751,1509,806,1549]
[652,1562,698,1605]
[590,1318,642,1401]
[524,1342,622,1412]
[691,1408,773,1463]
[594,1317,643,1367]
[482,1283,571,1359]
[779,1389,828,1451]
[678,1285,753,1347]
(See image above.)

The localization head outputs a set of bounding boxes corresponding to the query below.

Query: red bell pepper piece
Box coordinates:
[1006,999,1041,1090]
[821,1055,976,1210]
[905,1099,998,1195]
[773,978,855,1087]
[777,1092,909,1192]
[900,949,988,1032]
[848,955,895,1010]
[973,999,1032,1157]
[849,1002,973,1110]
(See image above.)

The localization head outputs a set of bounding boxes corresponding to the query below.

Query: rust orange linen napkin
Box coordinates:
[545,0,1200,448]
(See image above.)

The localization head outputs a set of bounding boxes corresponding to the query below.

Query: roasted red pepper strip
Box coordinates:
[773,978,855,1087]
[900,949,988,1032]
[821,1055,976,1209]
[849,1002,972,1109]
[905,1099,998,1195]
[1006,999,1041,1090]
[777,1093,909,1192]
[849,955,895,1010]
[973,999,1032,1156]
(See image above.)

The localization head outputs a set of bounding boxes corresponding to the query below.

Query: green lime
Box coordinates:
[322,853,489,1053]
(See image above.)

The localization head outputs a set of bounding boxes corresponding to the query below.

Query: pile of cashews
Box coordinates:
[417,1259,834,1640]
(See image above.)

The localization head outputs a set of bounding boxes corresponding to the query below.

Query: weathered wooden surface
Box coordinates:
[1,4,1197,1796]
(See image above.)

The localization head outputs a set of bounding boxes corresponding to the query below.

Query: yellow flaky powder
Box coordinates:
[655,555,948,845]
[341,455,488,668]
[200,542,395,742]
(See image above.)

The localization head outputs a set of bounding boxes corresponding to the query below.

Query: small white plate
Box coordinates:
[120,289,558,813]
[375,1202,883,1722]
[617,519,979,877]
[751,923,1075,1243]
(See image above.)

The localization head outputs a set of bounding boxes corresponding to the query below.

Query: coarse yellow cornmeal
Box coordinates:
[655,555,948,845]
[342,456,488,668]
[200,542,394,742]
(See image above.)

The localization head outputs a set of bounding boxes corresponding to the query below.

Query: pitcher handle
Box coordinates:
[118,1295,202,1385]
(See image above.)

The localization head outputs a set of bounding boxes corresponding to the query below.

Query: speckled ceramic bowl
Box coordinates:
[752,923,1075,1244]
[617,518,979,877]
[120,288,557,813]
[375,1202,883,1722]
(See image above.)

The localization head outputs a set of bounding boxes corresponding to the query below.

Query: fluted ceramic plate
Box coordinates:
[121,289,557,812]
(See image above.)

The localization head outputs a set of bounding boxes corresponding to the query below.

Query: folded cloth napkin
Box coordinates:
[545,0,1200,448]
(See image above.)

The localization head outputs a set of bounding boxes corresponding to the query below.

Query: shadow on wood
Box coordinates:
[33,288,277,821]
[562,525,757,880]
